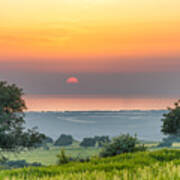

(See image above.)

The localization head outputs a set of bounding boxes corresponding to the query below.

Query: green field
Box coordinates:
[1,149,180,180]
[1,143,180,179]
[4,145,100,165]
[3,142,180,166]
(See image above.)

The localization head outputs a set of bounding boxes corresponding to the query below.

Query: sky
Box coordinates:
[1,0,180,98]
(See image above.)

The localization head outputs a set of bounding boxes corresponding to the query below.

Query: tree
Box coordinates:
[0,81,45,150]
[54,134,73,146]
[80,137,96,147]
[99,134,146,157]
[79,136,110,147]
[94,136,110,147]
[161,100,180,136]
[42,136,54,144]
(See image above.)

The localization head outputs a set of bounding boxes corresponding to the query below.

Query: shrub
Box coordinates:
[0,160,42,169]
[54,134,73,146]
[158,137,173,147]
[158,135,180,147]
[56,149,69,165]
[99,134,146,157]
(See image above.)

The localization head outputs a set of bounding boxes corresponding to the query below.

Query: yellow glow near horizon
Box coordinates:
[1,0,180,64]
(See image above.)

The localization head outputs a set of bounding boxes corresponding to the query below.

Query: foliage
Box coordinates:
[94,136,110,147]
[0,81,45,150]
[19,127,46,149]
[42,136,53,144]
[161,100,180,136]
[0,150,180,179]
[54,134,73,146]
[80,137,96,147]
[0,160,41,169]
[99,134,146,157]
[158,134,180,147]
[80,136,110,147]
[36,136,53,148]
[56,149,69,165]
[158,138,173,147]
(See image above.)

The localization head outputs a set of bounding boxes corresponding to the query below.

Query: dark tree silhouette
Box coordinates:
[80,137,96,147]
[0,81,45,150]
[54,134,73,146]
[161,100,180,136]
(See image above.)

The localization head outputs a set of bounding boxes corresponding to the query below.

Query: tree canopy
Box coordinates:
[80,136,110,147]
[99,134,146,157]
[80,137,96,147]
[54,134,73,146]
[0,81,45,150]
[161,100,180,136]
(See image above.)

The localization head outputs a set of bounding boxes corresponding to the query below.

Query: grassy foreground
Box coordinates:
[4,145,100,165]
[1,149,180,180]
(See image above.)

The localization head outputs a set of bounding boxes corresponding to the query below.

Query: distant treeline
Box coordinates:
[40,134,110,148]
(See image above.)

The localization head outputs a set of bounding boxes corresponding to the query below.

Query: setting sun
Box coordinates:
[66,77,79,84]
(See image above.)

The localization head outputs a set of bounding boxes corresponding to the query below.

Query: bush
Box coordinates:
[56,149,69,165]
[158,135,180,147]
[0,160,42,169]
[94,136,110,147]
[54,134,73,146]
[158,137,173,147]
[99,134,146,157]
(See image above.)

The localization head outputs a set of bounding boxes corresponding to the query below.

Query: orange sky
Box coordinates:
[1,0,180,73]
[25,94,177,111]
